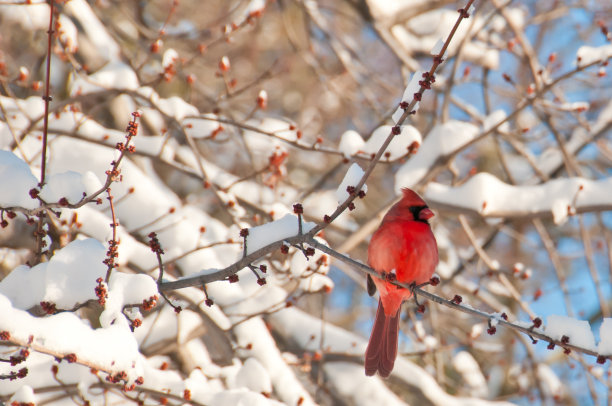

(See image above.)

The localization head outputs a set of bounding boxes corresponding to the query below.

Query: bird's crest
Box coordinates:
[400,188,427,207]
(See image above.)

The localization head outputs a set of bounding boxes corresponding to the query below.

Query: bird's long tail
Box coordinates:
[364,299,400,378]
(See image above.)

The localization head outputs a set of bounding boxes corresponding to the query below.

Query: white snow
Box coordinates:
[8,385,36,404]
[452,351,488,398]
[235,357,272,394]
[0,150,39,209]
[323,362,406,406]
[392,71,424,123]
[431,39,444,55]
[597,318,612,355]
[40,170,87,204]
[162,48,179,69]
[545,315,596,351]
[245,0,266,15]
[64,0,121,61]
[482,109,509,133]
[57,14,79,53]
[234,317,316,406]
[0,239,106,309]
[100,272,158,328]
[390,9,505,70]
[536,364,564,399]
[576,44,612,67]
[395,120,478,191]
[245,214,316,254]
[425,172,612,223]
[157,96,199,121]
[0,293,143,382]
[183,114,221,139]
[339,130,365,158]
[0,2,49,30]
[363,125,422,160]
[70,61,139,96]
[335,163,368,204]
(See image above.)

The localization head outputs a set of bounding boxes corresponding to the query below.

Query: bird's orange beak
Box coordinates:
[418,208,434,221]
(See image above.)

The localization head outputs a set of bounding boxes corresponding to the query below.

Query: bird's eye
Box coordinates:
[409,205,427,219]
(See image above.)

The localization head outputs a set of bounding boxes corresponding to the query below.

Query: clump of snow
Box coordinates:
[0,293,143,382]
[430,39,444,55]
[235,358,272,394]
[40,171,87,203]
[392,71,424,123]
[482,109,509,133]
[516,109,539,131]
[8,385,36,405]
[536,364,564,399]
[0,2,49,30]
[0,239,106,309]
[183,114,221,139]
[70,61,139,96]
[545,315,596,350]
[335,163,367,204]
[323,362,405,405]
[425,173,612,223]
[57,14,79,53]
[64,0,121,62]
[452,351,488,398]
[162,48,178,69]
[0,150,39,209]
[576,44,612,67]
[157,96,199,121]
[210,388,283,406]
[395,120,478,191]
[597,318,612,355]
[245,0,266,16]
[338,130,365,158]
[233,317,316,406]
[245,214,316,254]
[289,241,333,293]
[363,125,422,160]
[100,272,158,328]
[559,101,589,112]
[390,9,503,70]
[242,117,296,170]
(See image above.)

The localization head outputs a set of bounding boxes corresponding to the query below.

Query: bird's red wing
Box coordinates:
[368,220,438,316]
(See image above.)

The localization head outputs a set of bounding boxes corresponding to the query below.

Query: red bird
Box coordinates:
[365,188,438,378]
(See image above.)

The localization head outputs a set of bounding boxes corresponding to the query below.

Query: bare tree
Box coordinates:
[0,0,611,404]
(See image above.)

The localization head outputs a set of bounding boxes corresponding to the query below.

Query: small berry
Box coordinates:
[293,203,303,214]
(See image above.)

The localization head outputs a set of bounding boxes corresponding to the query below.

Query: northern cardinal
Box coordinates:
[364,188,438,377]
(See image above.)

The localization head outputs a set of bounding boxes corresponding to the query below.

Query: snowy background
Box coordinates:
[0,0,611,405]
